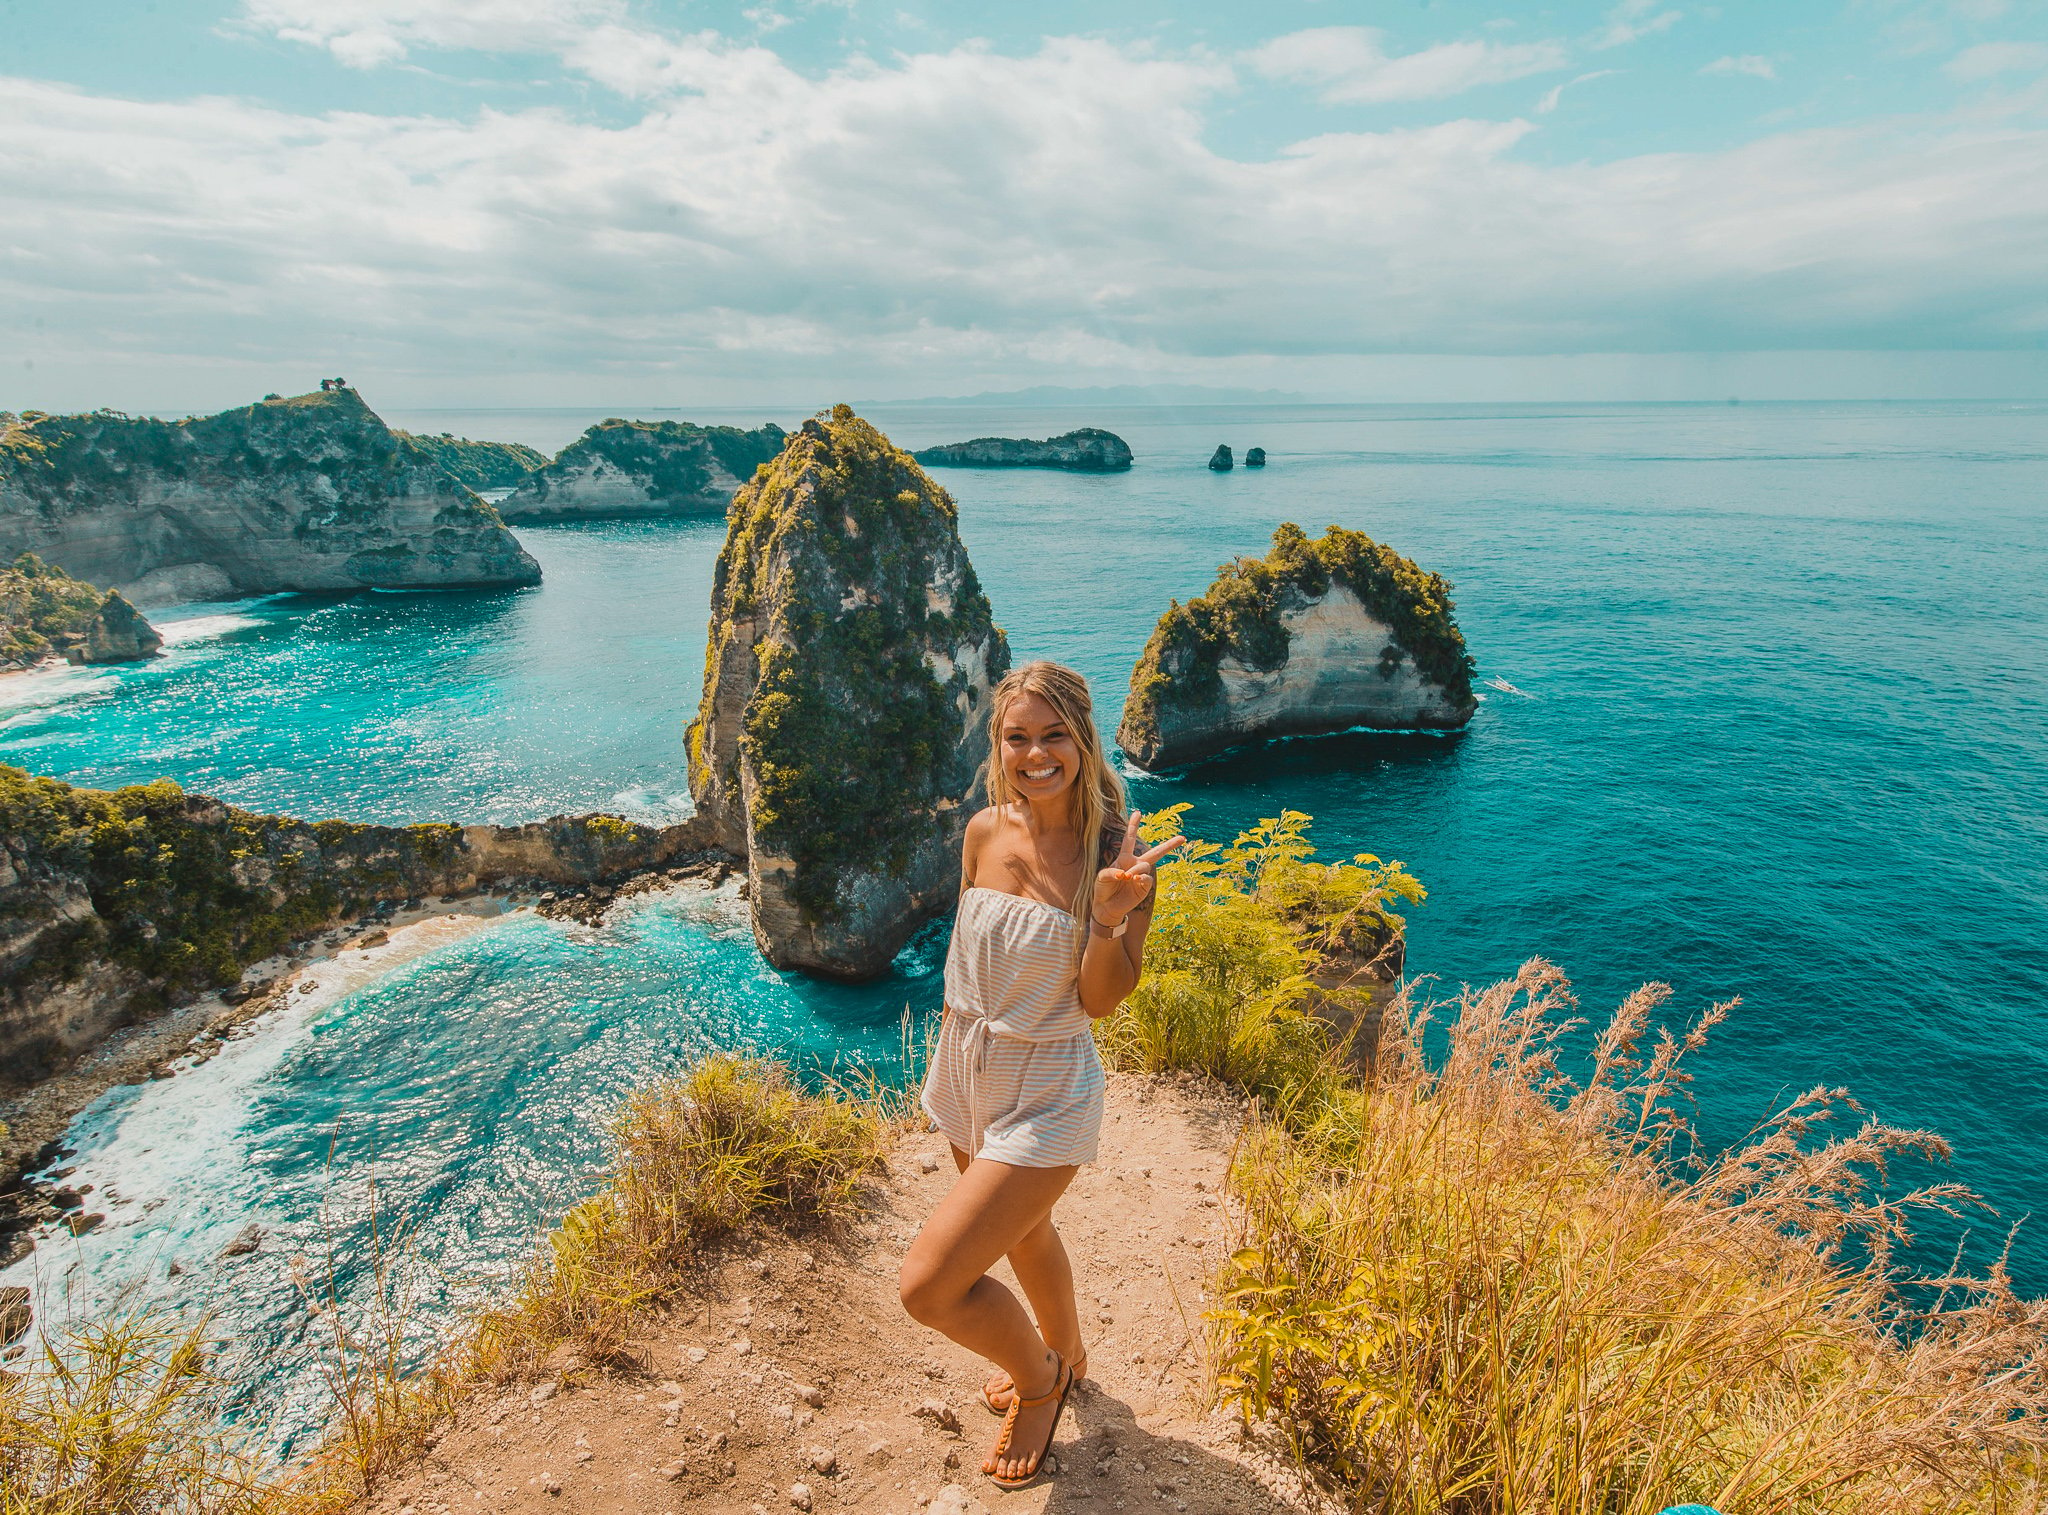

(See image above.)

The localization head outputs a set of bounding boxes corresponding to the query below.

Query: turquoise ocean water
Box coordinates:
[2,401,2044,1448]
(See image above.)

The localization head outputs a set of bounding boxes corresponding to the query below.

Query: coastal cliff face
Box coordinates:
[398,431,547,493]
[912,428,1133,471]
[0,554,161,669]
[688,406,1009,979]
[1117,523,1476,771]
[0,764,715,1084]
[0,393,542,605]
[500,419,787,521]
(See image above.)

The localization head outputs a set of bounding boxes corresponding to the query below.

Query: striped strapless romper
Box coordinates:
[919,886,1106,1168]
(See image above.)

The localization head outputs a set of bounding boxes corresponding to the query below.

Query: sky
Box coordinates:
[4,0,2048,410]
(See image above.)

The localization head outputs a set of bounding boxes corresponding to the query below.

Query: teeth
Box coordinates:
[1023,767,1058,779]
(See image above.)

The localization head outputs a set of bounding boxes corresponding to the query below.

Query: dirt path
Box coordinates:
[358,1071,1323,1515]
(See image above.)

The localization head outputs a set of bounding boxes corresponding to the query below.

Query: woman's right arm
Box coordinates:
[959,806,993,894]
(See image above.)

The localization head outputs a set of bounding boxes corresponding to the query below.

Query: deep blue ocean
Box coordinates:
[3,400,2044,1448]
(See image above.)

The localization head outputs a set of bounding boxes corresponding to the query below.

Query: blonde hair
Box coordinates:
[983,660,1128,923]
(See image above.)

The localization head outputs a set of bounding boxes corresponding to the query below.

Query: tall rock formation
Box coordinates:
[0,554,161,668]
[1208,445,1234,471]
[912,428,1133,472]
[0,392,541,605]
[500,419,787,521]
[688,405,1009,979]
[1117,523,1476,771]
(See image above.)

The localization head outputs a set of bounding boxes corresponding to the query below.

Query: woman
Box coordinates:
[897,660,1184,1489]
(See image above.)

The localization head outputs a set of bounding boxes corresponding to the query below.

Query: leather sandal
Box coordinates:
[984,1351,1072,1491]
[983,1348,1087,1415]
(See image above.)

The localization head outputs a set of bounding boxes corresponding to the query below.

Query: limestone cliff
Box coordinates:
[0,393,541,605]
[0,764,715,1083]
[1117,523,1476,771]
[688,406,1009,980]
[397,431,547,493]
[0,554,161,669]
[911,428,1133,472]
[500,419,787,522]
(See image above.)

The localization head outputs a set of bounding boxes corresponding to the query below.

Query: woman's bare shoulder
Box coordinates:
[960,804,1003,886]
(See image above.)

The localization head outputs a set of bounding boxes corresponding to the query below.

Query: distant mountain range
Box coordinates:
[868,384,1312,406]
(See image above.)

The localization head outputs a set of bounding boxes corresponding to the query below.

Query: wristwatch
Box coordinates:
[1090,915,1128,939]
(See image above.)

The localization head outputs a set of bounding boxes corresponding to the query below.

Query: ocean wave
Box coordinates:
[157,613,263,647]
[0,664,116,715]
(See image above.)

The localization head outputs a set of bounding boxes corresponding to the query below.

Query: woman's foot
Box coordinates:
[983,1343,1086,1414]
[984,1352,1070,1486]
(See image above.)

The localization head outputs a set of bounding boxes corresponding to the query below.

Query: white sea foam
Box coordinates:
[609,783,696,824]
[156,612,262,647]
[0,910,517,1340]
[0,664,116,715]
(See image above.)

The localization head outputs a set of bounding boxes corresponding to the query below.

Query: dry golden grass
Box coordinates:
[0,1309,272,1513]
[283,1052,892,1508]
[1211,959,2048,1515]
[1096,806,2048,1512]
[471,1050,892,1373]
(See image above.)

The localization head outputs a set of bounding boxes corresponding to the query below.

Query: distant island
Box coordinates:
[912,428,1133,471]
[499,418,786,521]
[396,431,547,492]
[875,383,1310,406]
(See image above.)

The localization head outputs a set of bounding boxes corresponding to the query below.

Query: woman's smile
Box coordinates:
[1000,690,1080,796]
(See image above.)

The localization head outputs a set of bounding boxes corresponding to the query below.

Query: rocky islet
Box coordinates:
[1117,522,1476,771]
[499,417,788,521]
[910,427,1133,471]
[395,430,548,492]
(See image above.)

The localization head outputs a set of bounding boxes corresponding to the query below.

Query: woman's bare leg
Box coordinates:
[949,1146,1084,1400]
[900,1155,1079,1480]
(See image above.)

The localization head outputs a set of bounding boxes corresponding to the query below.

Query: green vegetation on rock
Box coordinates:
[0,765,711,1080]
[1121,522,1475,754]
[0,553,160,668]
[689,405,1007,948]
[0,767,446,1012]
[504,418,789,518]
[0,391,541,599]
[397,431,547,492]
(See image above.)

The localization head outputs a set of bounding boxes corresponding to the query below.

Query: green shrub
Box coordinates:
[1096,805,1421,1109]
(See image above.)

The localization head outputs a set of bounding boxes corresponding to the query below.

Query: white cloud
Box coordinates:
[237,0,621,67]
[3,35,2047,404]
[1945,40,2048,79]
[1536,69,1620,113]
[1251,26,1568,105]
[1591,0,1683,50]
[1701,54,1778,80]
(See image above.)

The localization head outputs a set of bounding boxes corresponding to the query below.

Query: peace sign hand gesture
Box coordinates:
[1094,809,1186,928]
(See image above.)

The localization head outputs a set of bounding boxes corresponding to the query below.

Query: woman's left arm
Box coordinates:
[1078,810,1184,1019]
